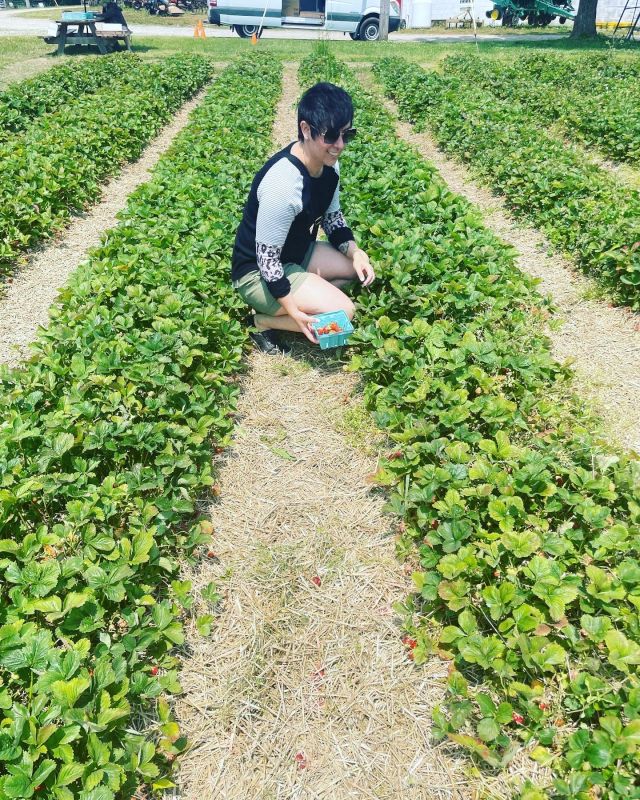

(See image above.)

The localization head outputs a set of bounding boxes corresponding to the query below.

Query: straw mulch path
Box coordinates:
[357,69,640,455]
[173,63,545,800]
[0,83,216,368]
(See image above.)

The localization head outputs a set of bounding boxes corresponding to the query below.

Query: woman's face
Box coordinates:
[301,120,352,168]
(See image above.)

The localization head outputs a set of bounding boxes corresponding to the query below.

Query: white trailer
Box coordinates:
[208,0,402,39]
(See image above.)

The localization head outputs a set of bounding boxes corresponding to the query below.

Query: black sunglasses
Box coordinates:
[310,124,357,145]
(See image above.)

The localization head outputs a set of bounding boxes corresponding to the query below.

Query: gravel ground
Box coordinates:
[358,69,640,455]
[0,87,210,368]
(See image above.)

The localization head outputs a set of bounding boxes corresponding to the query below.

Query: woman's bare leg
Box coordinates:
[307,241,358,288]
[254,271,355,333]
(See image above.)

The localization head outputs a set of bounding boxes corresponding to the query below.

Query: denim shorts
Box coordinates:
[233,244,314,316]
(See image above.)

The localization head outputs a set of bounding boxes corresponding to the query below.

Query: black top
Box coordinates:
[231,143,354,299]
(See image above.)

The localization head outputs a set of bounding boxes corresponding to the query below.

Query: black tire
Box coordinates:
[237,24,262,37]
[359,16,379,40]
[349,31,359,39]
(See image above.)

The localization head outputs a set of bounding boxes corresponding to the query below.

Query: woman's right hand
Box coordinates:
[291,309,319,344]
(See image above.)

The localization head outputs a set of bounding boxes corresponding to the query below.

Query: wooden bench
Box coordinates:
[43,21,132,55]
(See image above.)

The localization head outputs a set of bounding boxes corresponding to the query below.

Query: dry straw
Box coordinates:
[173,65,547,800]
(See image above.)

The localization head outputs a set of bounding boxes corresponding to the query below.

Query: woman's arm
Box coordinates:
[322,176,375,287]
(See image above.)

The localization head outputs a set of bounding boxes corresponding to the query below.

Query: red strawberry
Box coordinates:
[538,702,549,711]
[151,666,159,676]
[430,519,439,530]
[512,712,525,725]
[207,550,216,559]
[389,450,403,459]
[311,576,321,587]
[294,751,307,769]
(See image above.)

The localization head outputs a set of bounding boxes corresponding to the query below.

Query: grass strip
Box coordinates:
[373,56,640,310]
[0,51,281,800]
[0,53,212,280]
[300,46,640,800]
[0,53,146,135]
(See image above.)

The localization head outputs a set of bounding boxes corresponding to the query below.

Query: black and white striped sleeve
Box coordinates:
[255,159,304,299]
[321,164,354,254]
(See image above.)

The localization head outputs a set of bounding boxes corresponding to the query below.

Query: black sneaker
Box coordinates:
[244,313,291,355]
[250,329,291,355]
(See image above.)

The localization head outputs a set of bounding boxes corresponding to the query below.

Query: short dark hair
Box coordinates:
[297,82,354,141]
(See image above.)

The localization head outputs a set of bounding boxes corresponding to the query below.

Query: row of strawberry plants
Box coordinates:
[0,53,145,135]
[442,53,640,164]
[0,53,212,281]
[373,57,640,310]
[0,51,281,800]
[300,48,640,799]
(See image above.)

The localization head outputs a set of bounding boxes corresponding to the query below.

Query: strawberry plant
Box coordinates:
[443,52,640,165]
[0,54,213,282]
[301,47,640,799]
[0,51,281,799]
[373,56,640,310]
[0,53,145,135]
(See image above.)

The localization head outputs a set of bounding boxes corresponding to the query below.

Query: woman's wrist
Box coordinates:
[346,241,361,260]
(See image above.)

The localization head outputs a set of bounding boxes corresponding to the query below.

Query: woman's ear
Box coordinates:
[300,120,311,141]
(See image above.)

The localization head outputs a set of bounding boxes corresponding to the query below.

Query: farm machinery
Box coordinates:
[485,0,576,25]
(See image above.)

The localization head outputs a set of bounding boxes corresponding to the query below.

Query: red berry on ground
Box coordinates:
[207,550,216,558]
[512,712,525,725]
[311,576,321,587]
[151,666,159,676]
[430,519,439,530]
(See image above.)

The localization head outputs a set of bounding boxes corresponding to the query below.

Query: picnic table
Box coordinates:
[43,14,132,55]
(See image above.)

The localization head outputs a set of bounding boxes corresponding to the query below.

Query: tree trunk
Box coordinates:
[570,0,598,37]
[379,0,390,40]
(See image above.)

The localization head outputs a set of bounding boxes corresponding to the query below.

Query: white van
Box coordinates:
[208,0,401,40]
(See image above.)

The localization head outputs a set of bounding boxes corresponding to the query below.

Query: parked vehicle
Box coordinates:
[176,0,208,10]
[208,0,401,40]
[144,0,170,14]
[486,0,575,24]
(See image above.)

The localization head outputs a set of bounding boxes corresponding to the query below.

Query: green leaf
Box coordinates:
[196,614,214,637]
[501,530,540,558]
[52,433,75,458]
[621,719,640,749]
[585,740,612,768]
[4,774,33,799]
[605,630,640,673]
[57,763,85,787]
[580,614,612,643]
[51,677,91,707]
[477,717,500,742]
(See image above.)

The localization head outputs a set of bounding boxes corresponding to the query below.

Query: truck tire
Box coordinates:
[235,24,261,37]
[359,16,379,40]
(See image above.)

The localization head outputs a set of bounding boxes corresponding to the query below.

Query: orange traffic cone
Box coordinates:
[194,19,206,38]
[251,31,258,44]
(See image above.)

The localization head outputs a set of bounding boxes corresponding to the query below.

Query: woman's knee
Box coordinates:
[342,296,356,320]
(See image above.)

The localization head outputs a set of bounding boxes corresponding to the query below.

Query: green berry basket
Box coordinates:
[311,310,354,350]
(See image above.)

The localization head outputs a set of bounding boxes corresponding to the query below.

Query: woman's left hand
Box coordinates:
[352,248,375,287]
